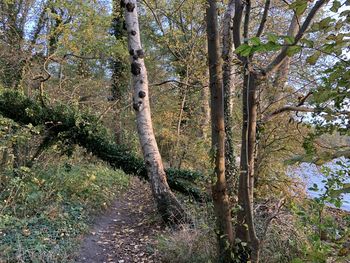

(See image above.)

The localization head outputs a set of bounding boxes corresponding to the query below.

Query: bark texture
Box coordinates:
[222,0,238,192]
[206,0,234,261]
[200,81,210,139]
[272,15,300,95]
[123,0,188,224]
[236,69,260,262]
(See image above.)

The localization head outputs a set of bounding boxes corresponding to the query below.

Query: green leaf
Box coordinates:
[250,37,261,46]
[310,22,320,32]
[262,41,282,52]
[319,17,333,30]
[235,44,252,57]
[300,38,314,48]
[290,0,308,15]
[286,45,301,56]
[330,0,341,12]
[235,44,250,54]
[340,10,350,17]
[283,36,295,45]
[267,33,278,44]
[335,20,343,31]
[329,184,350,197]
[323,43,335,53]
[252,45,267,53]
[240,46,252,57]
[306,51,321,65]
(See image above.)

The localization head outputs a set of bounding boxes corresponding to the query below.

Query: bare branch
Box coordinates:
[261,198,286,241]
[233,0,244,48]
[149,79,205,88]
[263,105,350,122]
[243,0,251,43]
[63,53,102,60]
[297,91,313,106]
[256,0,270,38]
[98,99,120,121]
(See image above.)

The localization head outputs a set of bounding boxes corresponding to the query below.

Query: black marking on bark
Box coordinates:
[139,80,144,84]
[133,55,138,60]
[126,2,135,12]
[120,0,126,8]
[123,21,127,30]
[133,101,142,111]
[136,49,144,59]
[129,49,134,56]
[130,30,136,36]
[131,61,141,75]
[138,91,146,98]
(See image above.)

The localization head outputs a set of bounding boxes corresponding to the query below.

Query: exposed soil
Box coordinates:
[76,178,164,263]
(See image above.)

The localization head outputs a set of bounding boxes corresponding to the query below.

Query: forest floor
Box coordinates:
[76,177,165,263]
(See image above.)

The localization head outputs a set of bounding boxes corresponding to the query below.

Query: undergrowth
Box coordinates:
[0,163,129,262]
[157,200,218,263]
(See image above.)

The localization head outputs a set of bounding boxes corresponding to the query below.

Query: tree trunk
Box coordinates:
[272,15,300,94]
[206,0,234,261]
[122,0,189,224]
[236,69,260,262]
[222,0,238,193]
[200,68,210,139]
[111,0,128,144]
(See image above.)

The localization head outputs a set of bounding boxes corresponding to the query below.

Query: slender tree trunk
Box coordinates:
[236,69,260,262]
[206,1,234,261]
[111,0,127,144]
[122,0,189,224]
[200,70,210,139]
[222,0,238,193]
[272,15,300,93]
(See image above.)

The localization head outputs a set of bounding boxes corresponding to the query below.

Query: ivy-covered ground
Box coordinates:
[0,163,129,262]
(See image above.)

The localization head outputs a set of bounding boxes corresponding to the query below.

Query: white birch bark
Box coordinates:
[122,0,188,223]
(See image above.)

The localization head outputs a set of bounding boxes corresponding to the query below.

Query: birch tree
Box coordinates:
[121,0,188,224]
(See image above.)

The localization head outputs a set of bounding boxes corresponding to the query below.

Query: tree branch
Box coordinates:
[149,79,205,88]
[297,91,313,106]
[264,0,327,75]
[243,0,251,43]
[263,105,350,122]
[63,53,102,60]
[233,0,244,48]
[256,0,270,38]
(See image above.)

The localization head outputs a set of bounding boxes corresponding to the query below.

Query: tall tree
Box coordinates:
[206,0,234,261]
[222,0,238,193]
[122,0,188,224]
[232,0,329,261]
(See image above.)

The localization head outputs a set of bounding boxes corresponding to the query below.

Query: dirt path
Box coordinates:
[76,178,164,263]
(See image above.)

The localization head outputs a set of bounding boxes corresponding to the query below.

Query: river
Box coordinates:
[294,159,350,211]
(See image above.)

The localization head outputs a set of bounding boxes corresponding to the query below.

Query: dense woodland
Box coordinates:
[0,0,349,262]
